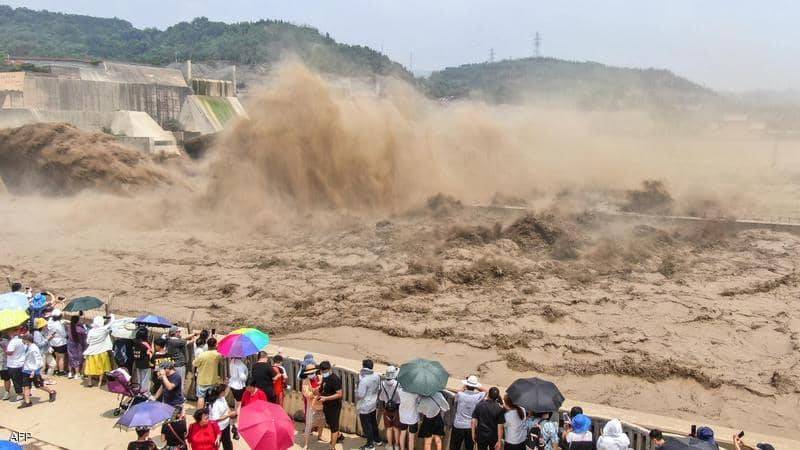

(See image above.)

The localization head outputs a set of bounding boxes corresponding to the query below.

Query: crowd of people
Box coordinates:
[0,281,780,450]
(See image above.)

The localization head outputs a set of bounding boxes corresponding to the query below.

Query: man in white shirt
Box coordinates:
[451,375,489,450]
[5,327,28,402]
[397,385,420,450]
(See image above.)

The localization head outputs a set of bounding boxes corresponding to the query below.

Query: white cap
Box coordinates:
[51,308,62,316]
[385,365,399,379]
[462,375,481,388]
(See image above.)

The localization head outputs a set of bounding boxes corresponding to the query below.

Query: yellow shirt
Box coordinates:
[194,350,222,386]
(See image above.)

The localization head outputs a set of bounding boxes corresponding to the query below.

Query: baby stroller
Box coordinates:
[106,367,148,416]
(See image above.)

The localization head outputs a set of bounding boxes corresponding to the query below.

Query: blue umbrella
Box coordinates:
[0,441,24,450]
[133,314,173,328]
[116,401,175,429]
[0,292,28,311]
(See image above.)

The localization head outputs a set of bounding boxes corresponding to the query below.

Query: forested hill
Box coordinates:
[426,57,718,109]
[0,5,412,80]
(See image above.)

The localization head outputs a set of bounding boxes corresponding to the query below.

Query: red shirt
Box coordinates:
[187,421,220,450]
[242,388,267,407]
[272,365,286,397]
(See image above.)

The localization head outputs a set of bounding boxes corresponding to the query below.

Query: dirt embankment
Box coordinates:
[0,123,175,195]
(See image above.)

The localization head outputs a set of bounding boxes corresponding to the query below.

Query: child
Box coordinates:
[19,333,56,408]
[272,354,288,406]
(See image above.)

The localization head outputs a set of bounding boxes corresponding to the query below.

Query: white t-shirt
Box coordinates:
[378,379,400,403]
[6,336,27,368]
[229,359,248,390]
[453,390,486,429]
[22,343,43,373]
[210,397,230,430]
[567,431,593,443]
[504,410,527,445]
[47,319,68,347]
[397,386,420,425]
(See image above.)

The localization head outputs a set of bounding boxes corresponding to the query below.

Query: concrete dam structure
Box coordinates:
[0,57,246,154]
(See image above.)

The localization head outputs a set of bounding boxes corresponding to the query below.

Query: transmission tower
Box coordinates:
[489,47,495,63]
[533,32,541,58]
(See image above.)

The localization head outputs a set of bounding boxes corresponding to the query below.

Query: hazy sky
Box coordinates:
[6,0,799,91]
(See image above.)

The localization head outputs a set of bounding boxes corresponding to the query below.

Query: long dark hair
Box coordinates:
[69,315,80,339]
[196,329,210,347]
[503,394,524,420]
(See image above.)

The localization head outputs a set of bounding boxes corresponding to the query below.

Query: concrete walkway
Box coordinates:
[0,374,364,450]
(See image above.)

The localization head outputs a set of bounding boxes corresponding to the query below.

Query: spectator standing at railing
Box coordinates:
[83,314,116,388]
[357,359,382,450]
[418,390,450,450]
[0,333,11,401]
[46,308,68,376]
[132,327,154,394]
[66,315,87,380]
[397,381,421,450]
[301,364,325,450]
[193,337,222,411]
[318,360,344,450]
[501,395,526,450]
[562,414,594,450]
[696,427,719,449]
[471,387,505,450]
[451,375,489,450]
[524,412,558,450]
[272,354,288,406]
[228,356,248,441]
[733,434,774,450]
[378,366,402,450]
[648,429,666,448]
[596,419,629,450]
[250,351,277,403]
[166,327,195,383]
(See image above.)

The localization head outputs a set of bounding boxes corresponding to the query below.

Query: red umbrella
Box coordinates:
[239,399,295,450]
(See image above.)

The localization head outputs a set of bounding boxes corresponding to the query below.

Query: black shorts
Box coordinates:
[21,372,44,389]
[323,405,341,433]
[399,422,419,433]
[0,369,9,381]
[52,345,68,354]
[7,367,24,393]
[418,415,444,438]
[231,388,245,402]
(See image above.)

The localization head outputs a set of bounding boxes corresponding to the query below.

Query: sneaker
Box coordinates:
[17,401,32,409]
[75,375,83,381]
[67,373,74,379]
[232,426,240,440]
[9,395,22,402]
[49,392,57,402]
[1,392,8,401]
[337,435,345,443]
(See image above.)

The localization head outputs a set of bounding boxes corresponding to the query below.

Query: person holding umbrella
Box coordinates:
[417,389,450,450]
[117,400,177,449]
[471,387,506,450]
[396,359,449,450]
[317,360,343,450]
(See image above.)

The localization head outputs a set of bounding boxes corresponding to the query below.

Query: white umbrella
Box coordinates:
[0,292,28,311]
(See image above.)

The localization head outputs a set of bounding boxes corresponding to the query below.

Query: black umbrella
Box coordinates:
[506,377,564,413]
[63,296,104,312]
[658,437,718,450]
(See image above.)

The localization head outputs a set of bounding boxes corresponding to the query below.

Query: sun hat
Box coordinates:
[696,427,715,444]
[571,414,592,433]
[385,365,399,379]
[51,308,62,317]
[462,374,482,388]
[303,364,319,375]
[34,318,48,329]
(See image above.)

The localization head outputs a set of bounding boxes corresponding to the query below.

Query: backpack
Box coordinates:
[381,381,400,412]
[113,339,132,367]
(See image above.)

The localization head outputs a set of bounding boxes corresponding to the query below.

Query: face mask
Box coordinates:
[322,372,331,378]
[309,374,317,380]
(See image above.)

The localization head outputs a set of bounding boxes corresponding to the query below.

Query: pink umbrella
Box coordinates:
[239,399,295,450]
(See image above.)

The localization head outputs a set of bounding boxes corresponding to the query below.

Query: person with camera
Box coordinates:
[153,360,185,410]
[524,411,558,450]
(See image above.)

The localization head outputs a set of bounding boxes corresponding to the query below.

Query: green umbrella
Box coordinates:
[396,358,449,396]
[63,296,104,312]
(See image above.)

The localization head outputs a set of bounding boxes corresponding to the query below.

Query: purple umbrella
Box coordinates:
[133,314,173,328]
[115,401,175,429]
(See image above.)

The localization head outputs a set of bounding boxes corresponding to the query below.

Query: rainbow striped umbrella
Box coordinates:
[218,328,270,358]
